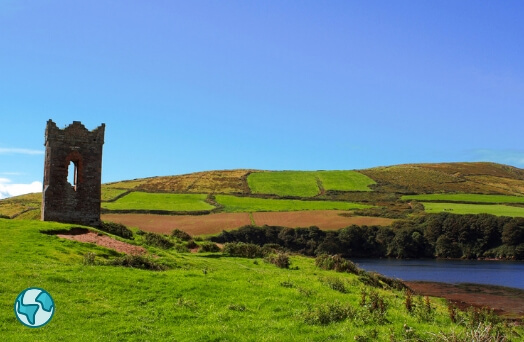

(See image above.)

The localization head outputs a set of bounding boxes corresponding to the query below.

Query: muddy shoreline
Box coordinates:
[405,281,524,320]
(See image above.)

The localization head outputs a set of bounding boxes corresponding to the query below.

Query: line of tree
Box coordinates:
[210,212,524,260]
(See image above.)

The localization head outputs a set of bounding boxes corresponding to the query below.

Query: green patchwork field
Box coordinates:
[316,171,376,191]
[248,171,319,197]
[101,192,215,211]
[247,171,375,197]
[403,193,524,204]
[215,195,371,213]
[422,202,524,217]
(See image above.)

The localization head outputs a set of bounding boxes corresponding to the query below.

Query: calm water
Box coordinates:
[354,259,524,290]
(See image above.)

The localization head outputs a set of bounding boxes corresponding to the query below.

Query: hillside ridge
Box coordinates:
[106,162,524,195]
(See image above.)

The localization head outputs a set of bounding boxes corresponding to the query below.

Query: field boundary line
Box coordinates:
[102,190,132,203]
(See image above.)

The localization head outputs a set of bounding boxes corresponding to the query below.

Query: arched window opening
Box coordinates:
[67,160,78,191]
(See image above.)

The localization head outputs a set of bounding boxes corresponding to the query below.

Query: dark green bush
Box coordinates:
[100,222,134,239]
[171,229,192,241]
[199,241,220,253]
[186,240,198,249]
[144,232,174,249]
[223,242,264,258]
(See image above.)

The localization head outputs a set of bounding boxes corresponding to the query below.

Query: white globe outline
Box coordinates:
[14,287,55,328]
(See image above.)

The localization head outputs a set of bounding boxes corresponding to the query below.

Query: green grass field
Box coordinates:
[248,171,320,197]
[216,195,371,212]
[422,202,524,217]
[0,218,496,341]
[403,193,524,204]
[102,192,215,211]
[248,171,375,197]
[316,171,376,192]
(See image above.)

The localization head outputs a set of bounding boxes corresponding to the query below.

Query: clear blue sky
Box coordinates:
[1,1,523,198]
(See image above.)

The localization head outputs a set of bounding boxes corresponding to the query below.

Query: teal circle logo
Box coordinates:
[14,287,55,328]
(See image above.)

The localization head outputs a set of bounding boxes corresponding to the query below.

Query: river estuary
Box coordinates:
[354,258,524,290]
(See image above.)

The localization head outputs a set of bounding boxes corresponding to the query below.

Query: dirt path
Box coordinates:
[56,230,146,255]
[406,281,524,319]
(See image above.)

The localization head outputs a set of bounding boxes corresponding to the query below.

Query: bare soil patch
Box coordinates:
[102,211,393,235]
[406,281,524,319]
[102,212,252,235]
[56,229,146,255]
[252,210,393,230]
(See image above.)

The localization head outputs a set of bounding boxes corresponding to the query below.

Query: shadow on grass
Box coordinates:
[196,254,224,259]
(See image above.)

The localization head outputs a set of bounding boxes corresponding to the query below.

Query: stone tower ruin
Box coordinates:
[42,120,105,226]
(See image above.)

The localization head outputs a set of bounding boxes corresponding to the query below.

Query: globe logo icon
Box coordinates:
[14,288,55,328]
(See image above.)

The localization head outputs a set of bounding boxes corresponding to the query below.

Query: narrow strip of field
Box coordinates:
[101,192,215,211]
[403,193,524,204]
[215,195,370,212]
[101,211,393,236]
[422,202,524,217]
[252,211,393,230]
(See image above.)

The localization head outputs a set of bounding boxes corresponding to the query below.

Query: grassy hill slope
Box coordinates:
[2,219,518,341]
[361,162,524,195]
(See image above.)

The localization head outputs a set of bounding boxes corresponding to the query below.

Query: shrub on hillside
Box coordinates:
[106,255,167,271]
[319,276,347,293]
[100,222,134,239]
[315,254,360,275]
[303,301,354,325]
[171,229,192,241]
[186,240,198,249]
[264,252,290,269]
[83,252,96,265]
[223,242,264,258]
[144,232,174,249]
[199,242,220,253]
[174,243,189,253]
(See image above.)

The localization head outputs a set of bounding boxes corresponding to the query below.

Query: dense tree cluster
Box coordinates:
[211,213,524,260]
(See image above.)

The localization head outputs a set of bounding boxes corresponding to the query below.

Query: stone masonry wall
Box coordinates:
[41,120,105,226]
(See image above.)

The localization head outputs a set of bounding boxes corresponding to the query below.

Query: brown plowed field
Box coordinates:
[102,211,393,236]
[253,210,393,230]
[102,213,252,236]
